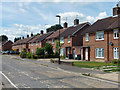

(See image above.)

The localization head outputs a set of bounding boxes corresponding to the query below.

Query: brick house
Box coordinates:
[0,40,13,51]
[46,19,90,59]
[81,5,120,62]
[12,34,35,52]
[28,31,53,53]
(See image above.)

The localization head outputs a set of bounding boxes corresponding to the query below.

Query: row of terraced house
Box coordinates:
[12,4,120,62]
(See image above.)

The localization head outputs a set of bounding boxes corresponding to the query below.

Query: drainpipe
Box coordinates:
[107,31,109,62]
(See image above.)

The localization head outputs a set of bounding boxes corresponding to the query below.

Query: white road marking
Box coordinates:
[0,71,19,90]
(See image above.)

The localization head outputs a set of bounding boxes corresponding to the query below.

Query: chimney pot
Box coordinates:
[31,33,33,37]
[74,19,79,25]
[20,37,21,40]
[63,22,68,28]
[41,30,44,34]
[22,36,24,39]
[27,35,29,38]
[113,4,120,16]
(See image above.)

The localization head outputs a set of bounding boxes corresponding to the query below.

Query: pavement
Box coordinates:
[1,54,119,88]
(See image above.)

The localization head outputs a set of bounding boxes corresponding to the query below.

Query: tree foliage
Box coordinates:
[46,24,63,32]
[44,43,54,56]
[0,35,8,42]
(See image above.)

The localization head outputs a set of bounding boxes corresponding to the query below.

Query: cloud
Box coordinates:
[19,8,27,13]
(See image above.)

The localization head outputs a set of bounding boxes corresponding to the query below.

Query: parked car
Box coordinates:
[1,51,6,54]
[5,51,10,54]
[10,51,15,54]
[14,51,20,55]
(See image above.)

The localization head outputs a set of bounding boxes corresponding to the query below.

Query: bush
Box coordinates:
[26,52,32,59]
[53,53,59,58]
[19,50,27,58]
[36,48,44,55]
[32,54,38,59]
[112,59,120,64]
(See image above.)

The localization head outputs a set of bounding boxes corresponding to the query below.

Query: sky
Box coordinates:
[0,1,118,41]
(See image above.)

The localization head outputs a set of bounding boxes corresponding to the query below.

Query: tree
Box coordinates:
[44,43,53,56]
[0,35,8,42]
[46,24,63,32]
[56,39,59,54]
[35,48,44,55]
[14,37,20,42]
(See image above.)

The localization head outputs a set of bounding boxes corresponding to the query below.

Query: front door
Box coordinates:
[85,48,88,60]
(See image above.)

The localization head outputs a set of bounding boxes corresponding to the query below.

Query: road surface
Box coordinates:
[1,55,118,89]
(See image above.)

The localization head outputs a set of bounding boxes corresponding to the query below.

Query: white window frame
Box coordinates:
[39,42,41,46]
[68,35,70,43]
[96,31,104,40]
[95,48,104,58]
[36,42,38,46]
[113,29,119,39]
[52,38,54,44]
[60,37,64,43]
[31,49,33,54]
[85,33,89,41]
[31,43,33,46]
[113,47,119,59]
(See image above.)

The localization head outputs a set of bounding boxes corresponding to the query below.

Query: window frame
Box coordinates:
[36,42,38,46]
[113,29,119,39]
[52,38,55,44]
[68,35,71,43]
[113,47,119,59]
[85,33,89,41]
[95,48,104,58]
[96,31,104,41]
[60,37,64,43]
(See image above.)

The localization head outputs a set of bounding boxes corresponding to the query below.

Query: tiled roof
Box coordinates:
[46,29,66,39]
[0,40,13,45]
[46,22,90,39]
[60,22,90,37]
[81,15,120,34]
[13,36,35,45]
[28,31,53,43]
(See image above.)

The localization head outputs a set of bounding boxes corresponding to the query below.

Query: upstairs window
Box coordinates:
[114,29,119,39]
[96,31,104,40]
[60,37,64,43]
[85,33,89,41]
[31,43,33,46]
[36,42,38,46]
[68,36,70,43]
[52,39,54,44]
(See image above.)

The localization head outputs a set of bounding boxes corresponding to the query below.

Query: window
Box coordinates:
[85,33,89,41]
[96,31,104,40]
[60,48,64,56]
[36,42,38,46]
[39,42,41,46]
[114,48,119,59]
[31,43,33,46]
[52,39,54,44]
[47,40,49,43]
[96,48,104,58]
[22,44,24,47]
[60,37,64,43]
[114,29,119,39]
[68,36,70,43]
[31,49,33,54]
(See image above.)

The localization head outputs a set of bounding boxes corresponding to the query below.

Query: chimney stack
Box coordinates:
[22,36,24,39]
[74,19,79,25]
[63,22,68,28]
[41,30,44,34]
[113,4,120,16]
[27,35,29,38]
[31,33,33,37]
[20,37,21,40]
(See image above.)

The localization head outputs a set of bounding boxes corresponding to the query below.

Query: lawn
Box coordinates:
[73,61,116,68]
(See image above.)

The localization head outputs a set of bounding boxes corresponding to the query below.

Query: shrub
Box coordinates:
[32,54,38,59]
[53,53,59,58]
[26,52,32,59]
[44,43,54,57]
[112,59,120,64]
[35,48,44,55]
[19,50,27,58]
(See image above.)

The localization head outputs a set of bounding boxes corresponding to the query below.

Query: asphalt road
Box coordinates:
[1,55,119,89]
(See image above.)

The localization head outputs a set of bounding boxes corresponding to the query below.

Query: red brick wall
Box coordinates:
[83,29,120,61]
[2,41,13,51]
